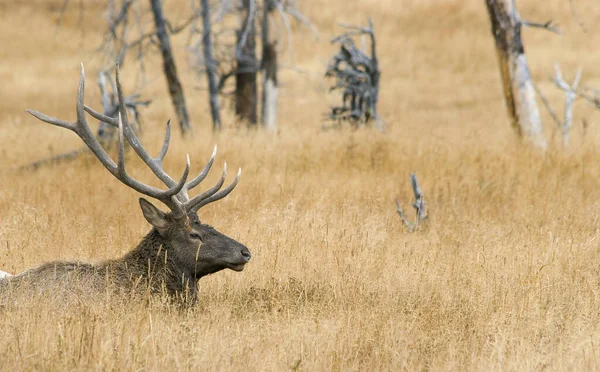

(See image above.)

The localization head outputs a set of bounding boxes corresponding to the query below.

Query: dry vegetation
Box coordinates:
[2,0,600,370]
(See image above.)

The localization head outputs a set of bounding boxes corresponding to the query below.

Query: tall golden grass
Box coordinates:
[2,0,600,369]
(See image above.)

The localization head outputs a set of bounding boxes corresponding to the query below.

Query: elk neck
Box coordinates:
[117,228,197,300]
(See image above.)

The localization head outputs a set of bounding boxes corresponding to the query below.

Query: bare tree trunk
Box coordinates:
[261,1,277,131]
[150,0,192,136]
[235,0,258,126]
[201,0,221,131]
[485,0,546,149]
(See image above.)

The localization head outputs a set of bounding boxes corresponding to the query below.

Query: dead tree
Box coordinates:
[150,0,192,136]
[261,0,318,130]
[548,64,600,145]
[395,174,427,232]
[484,0,559,150]
[325,19,382,131]
[201,0,222,131]
[189,0,316,129]
[235,0,259,125]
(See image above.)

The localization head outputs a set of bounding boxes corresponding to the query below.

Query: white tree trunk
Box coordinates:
[512,54,544,146]
[262,76,278,131]
[485,0,546,150]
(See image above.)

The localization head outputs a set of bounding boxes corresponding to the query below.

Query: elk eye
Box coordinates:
[189,233,202,241]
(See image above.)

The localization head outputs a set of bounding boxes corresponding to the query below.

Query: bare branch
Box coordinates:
[216,0,234,22]
[285,7,319,40]
[167,13,198,34]
[108,0,134,38]
[395,200,412,230]
[520,19,561,35]
[531,82,562,130]
[273,0,294,62]
[337,22,373,34]
[237,0,255,55]
[553,63,583,145]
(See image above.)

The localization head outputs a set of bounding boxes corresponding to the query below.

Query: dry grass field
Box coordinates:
[3,0,600,370]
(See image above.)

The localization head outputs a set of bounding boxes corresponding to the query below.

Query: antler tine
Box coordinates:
[191,168,242,212]
[26,110,78,131]
[180,145,218,200]
[117,113,126,175]
[84,105,118,127]
[184,161,228,207]
[156,120,172,164]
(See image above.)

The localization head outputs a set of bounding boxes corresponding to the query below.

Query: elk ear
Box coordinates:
[139,198,169,232]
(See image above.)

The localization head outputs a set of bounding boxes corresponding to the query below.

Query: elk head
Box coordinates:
[138,191,252,279]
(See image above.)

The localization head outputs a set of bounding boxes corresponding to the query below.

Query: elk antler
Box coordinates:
[27,64,241,217]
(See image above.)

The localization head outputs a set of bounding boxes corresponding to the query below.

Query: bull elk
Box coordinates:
[1,65,251,303]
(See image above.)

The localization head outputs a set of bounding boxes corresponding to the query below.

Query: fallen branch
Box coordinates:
[19,149,85,171]
[532,82,562,130]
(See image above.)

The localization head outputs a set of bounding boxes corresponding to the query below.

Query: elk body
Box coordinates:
[0,65,251,303]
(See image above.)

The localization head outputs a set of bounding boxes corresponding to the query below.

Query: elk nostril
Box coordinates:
[241,250,252,261]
